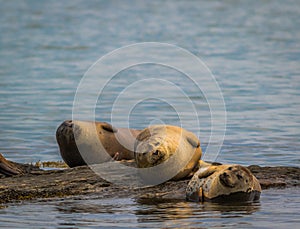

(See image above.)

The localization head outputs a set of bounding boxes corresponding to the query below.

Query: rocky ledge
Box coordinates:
[0,162,299,205]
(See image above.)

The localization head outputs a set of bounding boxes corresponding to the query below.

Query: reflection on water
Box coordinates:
[135,198,261,228]
[0,196,262,228]
[1,188,299,228]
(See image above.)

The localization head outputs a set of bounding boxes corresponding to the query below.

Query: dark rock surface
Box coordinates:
[0,162,299,205]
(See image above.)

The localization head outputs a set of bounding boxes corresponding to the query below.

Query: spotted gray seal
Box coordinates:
[186,161,261,202]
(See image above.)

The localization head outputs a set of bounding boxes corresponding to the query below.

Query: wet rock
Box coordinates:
[248,165,300,188]
[0,159,299,205]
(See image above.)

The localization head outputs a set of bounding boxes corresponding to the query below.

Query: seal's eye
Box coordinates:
[237,174,243,180]
[228,167,232,170]
[153,150,159,156]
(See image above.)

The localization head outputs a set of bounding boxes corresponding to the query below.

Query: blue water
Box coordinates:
[0,188,299,229]
[0,0,299,228]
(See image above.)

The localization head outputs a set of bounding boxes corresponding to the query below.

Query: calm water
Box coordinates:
[0,0,299,228]
[0,188,299,228]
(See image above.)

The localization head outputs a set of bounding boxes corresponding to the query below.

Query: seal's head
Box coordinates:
[56,120,85,167]
[134,125,202,180]
[219,165,254,190]
[134,127,178,167]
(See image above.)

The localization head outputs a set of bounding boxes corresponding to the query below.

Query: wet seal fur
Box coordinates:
[186,161,261,202]
[56,120,141,167]
[134,125,202,180]
[0,153,22,176]
[0,153,41,177]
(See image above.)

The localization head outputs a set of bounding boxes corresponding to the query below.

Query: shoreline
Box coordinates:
[0,163,299,205]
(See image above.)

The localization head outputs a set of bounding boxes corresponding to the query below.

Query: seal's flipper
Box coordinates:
[185,132,200,148]
[0,154,21,176]
[196,160,221,178]
[101,122,118,133]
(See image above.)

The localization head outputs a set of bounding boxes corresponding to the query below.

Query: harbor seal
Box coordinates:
[186,160,261,202]
[56,120,141,167]
[0,153,41,177]
[0,153,21,176]
[134,125,202,181]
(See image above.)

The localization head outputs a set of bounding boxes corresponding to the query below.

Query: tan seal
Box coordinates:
[186,160,261,202]
[56,120,141,167]
[134,125,202,180]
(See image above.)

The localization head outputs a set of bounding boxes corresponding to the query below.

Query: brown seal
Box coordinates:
[134,125,202,180]
[56,120,141,167]
[0,153,41,177]
[186,161,261,202]
[0,153,21,176]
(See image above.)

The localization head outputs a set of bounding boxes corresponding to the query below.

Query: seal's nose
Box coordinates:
[56,120,74,138]
[62,120,73,128]
[56,120,76,143]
